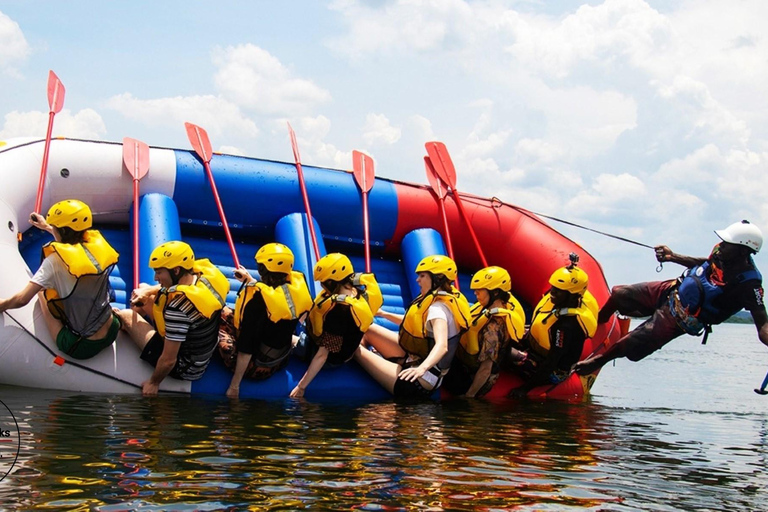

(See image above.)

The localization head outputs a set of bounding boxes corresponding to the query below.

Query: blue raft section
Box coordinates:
[18,149,481,399]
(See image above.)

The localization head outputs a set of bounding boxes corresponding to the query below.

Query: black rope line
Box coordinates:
[3,311,187,395]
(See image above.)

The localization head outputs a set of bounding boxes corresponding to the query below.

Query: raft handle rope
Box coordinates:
[470,196,664,272]
[3,311,186,395]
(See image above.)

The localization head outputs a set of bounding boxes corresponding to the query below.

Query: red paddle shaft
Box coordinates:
[184,122,240,269]
[287,123,321,261]
[352,150,375,273]
[424,157,458,289]
[35,71,65,214]
[123,137,150,289]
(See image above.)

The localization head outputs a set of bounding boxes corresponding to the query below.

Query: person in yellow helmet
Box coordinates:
[511,254,597,397]
[442,266,526,398]
[290,253,383,398]
[116,241,229,396]
[0,200,120,359]
[220,243,312,398]
[355,254,472,398]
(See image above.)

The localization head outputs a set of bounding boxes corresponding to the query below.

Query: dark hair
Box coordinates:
[488,289,510,305]
[428,272,453,293]
[257,263,289,288]
[57,226,86,245]
[321,275,357,295]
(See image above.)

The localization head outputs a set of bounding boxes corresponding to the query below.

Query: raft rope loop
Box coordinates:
[3,311,186,395]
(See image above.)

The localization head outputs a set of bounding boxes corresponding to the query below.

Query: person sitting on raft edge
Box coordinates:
[219,243,312,398]
[509,256,597,398]
[0,199,121,360]
[116,241,230,396]
[354,254,472,399]
[573,220,768,376]
[290,253,383,398]
[442,266,525,398]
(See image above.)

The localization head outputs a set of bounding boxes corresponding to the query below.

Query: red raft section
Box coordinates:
[390,182,621,400]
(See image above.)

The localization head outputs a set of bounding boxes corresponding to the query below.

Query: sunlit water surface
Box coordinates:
[0,323,766,511]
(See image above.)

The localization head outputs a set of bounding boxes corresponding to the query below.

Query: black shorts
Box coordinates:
[140,332,185,379]
[392,364,443,400]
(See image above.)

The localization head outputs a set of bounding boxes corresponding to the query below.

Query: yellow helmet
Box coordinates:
[256,243,294,273]
[46,199,92,231]
[149,241,195,270]
[548,266,589,295]
[314,253,354,282]
[415,254,457,281]
[470,266,511,292]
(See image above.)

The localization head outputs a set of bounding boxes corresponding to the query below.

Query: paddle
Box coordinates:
[352,150,375,273]
[287,122,321,262]
[425,141,488,267]
[122,137,150,290]
[424,156,458,289]
[755,370,768,395]
[184,122,240,268]
[33,70,66,215]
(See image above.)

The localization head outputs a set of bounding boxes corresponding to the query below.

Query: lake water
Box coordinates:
[0,322,766,511]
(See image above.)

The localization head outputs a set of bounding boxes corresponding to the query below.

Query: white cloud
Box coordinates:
[0,11,30,73]
[217,145,246,156]
[327,0,473,58]
[362,113,401,146]
[105,93,259,139]
[212,44,331,116]
[0,109,106,139]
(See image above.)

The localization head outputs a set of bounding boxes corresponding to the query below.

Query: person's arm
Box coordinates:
[654,245,707,269]
[0,282,43,313]
[29,213,57,240]
[290,346,329,398]
[131,284,161,309]
[226,352,253,398]
[142,339,181,396]
[464,359,493,398]
[751,308,768,348]
[398,318,448,382]
[376,309,404,324]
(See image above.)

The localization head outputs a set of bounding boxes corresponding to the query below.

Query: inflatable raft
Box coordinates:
[0,137,621,400]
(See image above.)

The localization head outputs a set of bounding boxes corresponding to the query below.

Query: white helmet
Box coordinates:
[715,220,763,253]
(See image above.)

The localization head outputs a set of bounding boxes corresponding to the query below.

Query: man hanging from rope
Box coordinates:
[573,220,768,375]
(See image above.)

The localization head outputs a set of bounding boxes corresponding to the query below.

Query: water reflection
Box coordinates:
[0,389,765,510]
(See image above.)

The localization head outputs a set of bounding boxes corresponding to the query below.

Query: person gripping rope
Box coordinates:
[442,266,525,398]
[116,241,229,396]
[573,221,768,375]
[355,255,472,399]
[0,200,120,359]
[220,243,312,398]
[290,253,383,398]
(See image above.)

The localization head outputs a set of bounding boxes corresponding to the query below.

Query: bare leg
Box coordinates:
[363,324,406,360]
[37,291,64,342]
[114,308,156,350]
[354,346,401,394]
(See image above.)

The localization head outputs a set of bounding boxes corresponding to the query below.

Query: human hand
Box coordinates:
[29,212,52,232]
[141,380,159,397]
[654,245,673,263]
[233,265,252,283]
[130,285,157,309]
[226,385,239,399]
[398,366,426,383]
[289,385,305,398]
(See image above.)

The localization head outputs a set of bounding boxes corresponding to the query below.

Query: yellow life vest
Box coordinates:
[41,231,119,337]
[152,258,230,337]
[42,230,119,277]
[233,270,312,329]
[307,273,382,337]
[459,296,526,357]
[399,287,472,359]
[527,293,597,357]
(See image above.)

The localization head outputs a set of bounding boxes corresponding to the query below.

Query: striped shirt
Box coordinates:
[164,293,220,381]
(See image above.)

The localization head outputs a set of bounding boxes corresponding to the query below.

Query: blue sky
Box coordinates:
[2,0,768,286]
